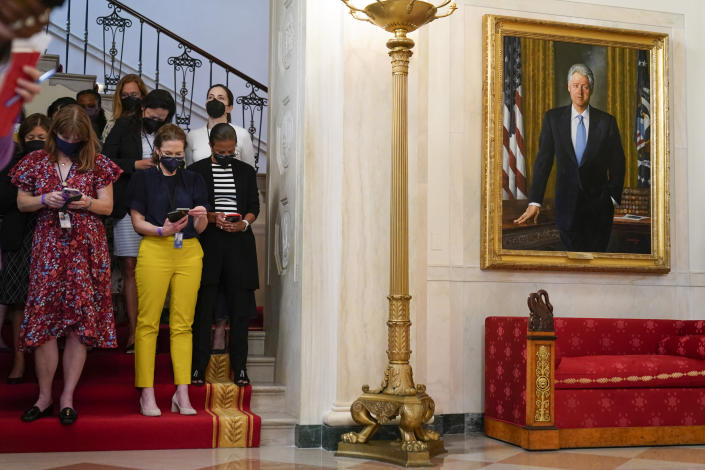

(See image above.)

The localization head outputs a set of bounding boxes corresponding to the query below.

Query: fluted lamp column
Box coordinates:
[336,1,457,467]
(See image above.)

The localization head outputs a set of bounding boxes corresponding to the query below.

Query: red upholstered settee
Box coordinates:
[484,314,705,449]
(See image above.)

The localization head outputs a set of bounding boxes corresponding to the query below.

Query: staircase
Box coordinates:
[3,2,294,450]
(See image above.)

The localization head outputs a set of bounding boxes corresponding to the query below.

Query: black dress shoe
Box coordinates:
[234,368,250,387]
[59,407,78,425]
[21,404,53,422]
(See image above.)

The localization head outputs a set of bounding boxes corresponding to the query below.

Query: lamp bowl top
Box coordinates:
[363,0,438,33]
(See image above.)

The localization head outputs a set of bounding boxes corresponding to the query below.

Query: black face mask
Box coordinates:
[213,153,236,168]
[142,117,165,134]
[121,96,142,114]
[206,99,226,119]
[23,139,45,155]
[160,156,185,173]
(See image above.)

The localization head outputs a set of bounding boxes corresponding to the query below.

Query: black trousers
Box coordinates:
[559,192,615,252]
[192,284,254,376]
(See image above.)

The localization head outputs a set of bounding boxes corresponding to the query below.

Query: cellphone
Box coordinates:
[62,188,82,203]
[225,213,242,223]
[167,208,189,223]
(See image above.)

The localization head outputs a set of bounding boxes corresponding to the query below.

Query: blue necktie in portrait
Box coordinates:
[575,114,586,164]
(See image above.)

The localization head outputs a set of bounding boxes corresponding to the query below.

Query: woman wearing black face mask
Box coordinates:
[187,123,259,387]
[128,124,208,416]
[103,89,176,354]
[101,74,148,141]
[0,113,50,384]
[185,84,257,170]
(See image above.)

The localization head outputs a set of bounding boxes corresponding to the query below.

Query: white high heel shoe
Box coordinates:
[171,394,197,415]
[139,396,161,417]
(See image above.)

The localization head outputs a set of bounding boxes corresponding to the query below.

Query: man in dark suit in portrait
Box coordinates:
[514,63,626,252]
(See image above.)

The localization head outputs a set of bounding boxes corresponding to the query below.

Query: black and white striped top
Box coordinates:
[211,162,238,213]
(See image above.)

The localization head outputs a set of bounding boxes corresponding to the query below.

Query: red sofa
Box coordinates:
[484,315,705,449]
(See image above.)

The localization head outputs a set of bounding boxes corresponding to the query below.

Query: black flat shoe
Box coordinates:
[191,369,205,386]
[59,407,78,425]
[6,376,24,385]
[21,404,53,422]
[234,368,250,387]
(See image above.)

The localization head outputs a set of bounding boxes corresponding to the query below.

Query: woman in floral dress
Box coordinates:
[10,105,122,425]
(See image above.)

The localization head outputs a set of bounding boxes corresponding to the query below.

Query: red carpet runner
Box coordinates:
[0,326,260,452]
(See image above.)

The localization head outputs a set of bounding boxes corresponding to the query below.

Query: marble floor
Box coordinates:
[1,434,705,469]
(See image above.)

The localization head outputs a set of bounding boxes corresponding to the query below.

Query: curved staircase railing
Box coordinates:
[52,0,268,169]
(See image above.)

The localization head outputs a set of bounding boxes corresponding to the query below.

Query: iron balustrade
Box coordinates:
[56,0,268,169]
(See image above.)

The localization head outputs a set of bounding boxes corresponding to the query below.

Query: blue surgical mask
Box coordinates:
[55,136,84,159]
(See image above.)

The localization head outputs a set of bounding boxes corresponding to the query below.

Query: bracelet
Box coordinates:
[242,219,250,231]
[41,194,46,206]
[157,227,163,236]
[87,197,93,209]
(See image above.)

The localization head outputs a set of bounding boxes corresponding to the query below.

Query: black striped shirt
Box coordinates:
[211,162,238,213]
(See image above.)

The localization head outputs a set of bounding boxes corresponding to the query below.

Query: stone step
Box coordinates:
[249,330,265,356]
[259,411,297,446]
[38,54,59,72]
[250,383,286,411]
[247,355,276,384]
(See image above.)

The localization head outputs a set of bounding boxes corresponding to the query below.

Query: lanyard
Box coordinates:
[142,131,154,154]
[56,162,71,187]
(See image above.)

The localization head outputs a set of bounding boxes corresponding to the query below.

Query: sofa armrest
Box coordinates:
[485,317,528,426]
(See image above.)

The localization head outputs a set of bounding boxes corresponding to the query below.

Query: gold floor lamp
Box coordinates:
[335,1,457,467]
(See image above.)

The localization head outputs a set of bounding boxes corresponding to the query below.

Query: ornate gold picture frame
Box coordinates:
[481,15,670,272]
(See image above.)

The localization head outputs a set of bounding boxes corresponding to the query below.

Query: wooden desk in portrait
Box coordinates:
[502,200,651,253]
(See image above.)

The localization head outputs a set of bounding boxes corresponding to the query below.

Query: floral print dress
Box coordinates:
[10,150,122,350]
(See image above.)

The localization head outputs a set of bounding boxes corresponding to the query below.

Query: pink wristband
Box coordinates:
[157,227,163,236]
[41,194,46,205]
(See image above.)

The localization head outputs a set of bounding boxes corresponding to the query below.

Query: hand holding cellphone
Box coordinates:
[167,208,190,223]
[62,188,82,203]
[225,213,242,223]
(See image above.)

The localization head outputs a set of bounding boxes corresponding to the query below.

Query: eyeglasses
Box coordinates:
[120,93,141,99]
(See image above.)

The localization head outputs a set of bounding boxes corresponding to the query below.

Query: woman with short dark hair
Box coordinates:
[189,122,260,386]
[11,105,122,425]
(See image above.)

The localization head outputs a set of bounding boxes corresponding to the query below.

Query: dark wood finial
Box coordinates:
[527,289,554,332]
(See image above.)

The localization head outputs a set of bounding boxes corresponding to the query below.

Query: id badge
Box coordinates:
[174,231,183,249]
[58,211,71,229]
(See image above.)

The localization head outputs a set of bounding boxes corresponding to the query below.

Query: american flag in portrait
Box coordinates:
[502,36,526,199]
[634,49,650,187]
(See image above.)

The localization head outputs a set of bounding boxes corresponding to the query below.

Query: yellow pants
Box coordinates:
[134,236,203,387]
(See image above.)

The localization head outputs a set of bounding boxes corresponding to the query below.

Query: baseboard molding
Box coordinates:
[485,416,705,450]
[295,413,483,449]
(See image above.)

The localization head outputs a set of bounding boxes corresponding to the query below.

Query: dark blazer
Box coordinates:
[0,152,32,251]
[528,105,626,232]
[188,157,260,289]
[102,116,143,218]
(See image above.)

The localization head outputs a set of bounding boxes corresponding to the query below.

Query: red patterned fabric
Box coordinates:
[554,318,684,358]
[484,317,527,425]
[658,335,705,360]
[555,354,705,389]
[684,321,705,335]
[556,388,705,428]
